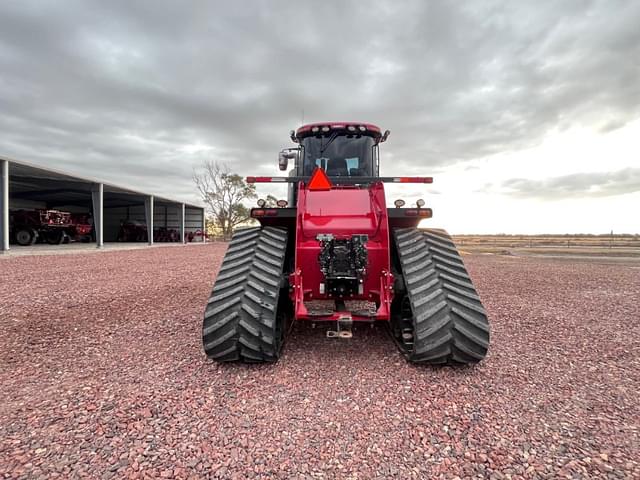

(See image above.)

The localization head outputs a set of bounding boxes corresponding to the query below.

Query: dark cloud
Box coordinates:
[0,0,639,205]
[491,167,640,199]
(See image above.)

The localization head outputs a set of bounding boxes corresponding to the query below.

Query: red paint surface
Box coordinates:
[290,181,393,321]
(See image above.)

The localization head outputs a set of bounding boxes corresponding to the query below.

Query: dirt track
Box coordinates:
[1,244,638,479]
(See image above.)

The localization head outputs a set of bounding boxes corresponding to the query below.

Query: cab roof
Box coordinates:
[295,122,382,139]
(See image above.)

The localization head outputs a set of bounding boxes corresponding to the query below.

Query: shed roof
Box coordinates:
[2,156,204,209]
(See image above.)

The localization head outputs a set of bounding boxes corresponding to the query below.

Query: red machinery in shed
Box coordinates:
[10,209,92,245]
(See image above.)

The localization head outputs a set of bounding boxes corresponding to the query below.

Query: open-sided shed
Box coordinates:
[0,156,205,253]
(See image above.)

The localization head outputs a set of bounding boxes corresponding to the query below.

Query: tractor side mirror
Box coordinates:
[278,149,299,171]
[381,130,391,142]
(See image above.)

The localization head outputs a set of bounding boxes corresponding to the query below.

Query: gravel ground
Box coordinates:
[1,244,639,479]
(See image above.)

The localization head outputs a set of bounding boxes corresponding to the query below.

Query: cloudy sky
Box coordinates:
[1,0,638,233]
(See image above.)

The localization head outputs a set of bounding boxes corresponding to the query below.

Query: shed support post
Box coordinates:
[91,183,104,248]
[201,208,206,243]
[145,195,154,245]
[178,203,185,244]
[0,159,9,253]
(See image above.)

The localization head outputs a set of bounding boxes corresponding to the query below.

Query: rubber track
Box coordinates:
[394,228,490,365]
[202,226,288,362]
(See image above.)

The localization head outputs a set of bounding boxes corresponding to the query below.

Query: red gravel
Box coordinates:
[1,245,639,479]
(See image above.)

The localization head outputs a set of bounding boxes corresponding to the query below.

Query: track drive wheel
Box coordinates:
[392,228,490,365]
[202,226,290,363]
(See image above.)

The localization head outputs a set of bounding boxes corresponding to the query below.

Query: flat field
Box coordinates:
[453,234,640,259]
[0,244,638,478]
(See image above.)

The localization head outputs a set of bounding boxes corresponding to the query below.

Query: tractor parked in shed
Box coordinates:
[10,209,92,246]
[202,122,490,365]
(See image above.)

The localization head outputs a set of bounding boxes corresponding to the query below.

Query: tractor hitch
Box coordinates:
[326,312,353,339]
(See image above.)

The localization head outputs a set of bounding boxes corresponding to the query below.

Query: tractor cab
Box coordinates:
[280,122,390,204]
[279,122,390,179]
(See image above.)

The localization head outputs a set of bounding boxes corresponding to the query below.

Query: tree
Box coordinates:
[193,160,257,238]
[264,194,278,207]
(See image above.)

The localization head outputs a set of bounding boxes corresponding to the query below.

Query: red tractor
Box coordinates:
[202,122,490,365]
[10,209,92,245]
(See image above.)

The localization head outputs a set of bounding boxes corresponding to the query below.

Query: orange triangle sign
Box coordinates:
[308,167,333,191]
